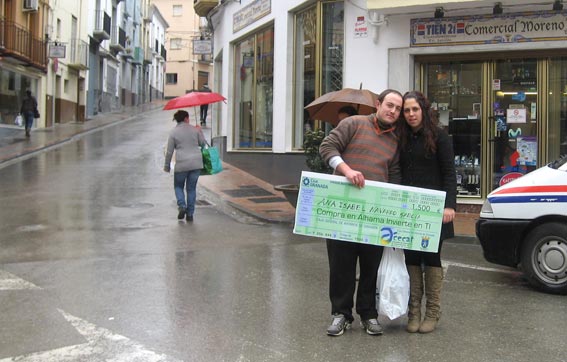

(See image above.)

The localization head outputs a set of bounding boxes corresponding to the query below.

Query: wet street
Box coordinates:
[0,110,566,362]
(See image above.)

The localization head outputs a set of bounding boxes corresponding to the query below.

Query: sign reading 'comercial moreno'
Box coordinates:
[411,11,567,47]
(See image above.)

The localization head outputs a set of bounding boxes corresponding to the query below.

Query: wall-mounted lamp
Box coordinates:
[553,0,563,11]
[493,2,503,15]
[434,7,444,19]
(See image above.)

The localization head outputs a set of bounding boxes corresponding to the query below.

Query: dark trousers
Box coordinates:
[326,239,383,321]
[200,105,209,123]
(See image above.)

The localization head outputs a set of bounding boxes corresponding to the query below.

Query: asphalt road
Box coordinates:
[0,110,565,362]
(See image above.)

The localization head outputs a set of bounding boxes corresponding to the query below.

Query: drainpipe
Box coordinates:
[368,11,388,44]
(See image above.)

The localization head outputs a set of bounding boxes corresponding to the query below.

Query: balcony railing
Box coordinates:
[110,26,126,52]
[131,46,143,64]
[0,17,47,70]
[68,38,89,70]
[93,10,111,40]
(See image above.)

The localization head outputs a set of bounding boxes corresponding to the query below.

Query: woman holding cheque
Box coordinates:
[398,91,457,333]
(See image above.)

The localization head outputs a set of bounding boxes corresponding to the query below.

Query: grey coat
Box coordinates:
[164,123,206,173]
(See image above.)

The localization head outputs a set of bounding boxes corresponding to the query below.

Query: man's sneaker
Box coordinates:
[326,314,351,336]
[177,208,186,220]
[361,318,383,335]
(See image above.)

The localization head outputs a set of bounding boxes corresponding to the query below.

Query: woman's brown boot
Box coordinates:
[419,266,443,333]
[406,265,423,333]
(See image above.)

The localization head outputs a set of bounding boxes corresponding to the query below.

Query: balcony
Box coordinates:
[109,26,126,53]
[93,11,111,41]
[194,0,218,17]
[68,38,89,70]
[144,46,152,64]
[0,17,48,71]
[122,46,134,59]
[131,46,143,64]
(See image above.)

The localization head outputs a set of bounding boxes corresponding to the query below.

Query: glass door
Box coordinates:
[492,59,538,189]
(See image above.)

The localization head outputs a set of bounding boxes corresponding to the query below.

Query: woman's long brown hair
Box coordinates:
[399,91,438,155]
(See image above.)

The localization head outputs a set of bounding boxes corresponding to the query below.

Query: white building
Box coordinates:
[202,0,567,211]
[149,4,168,101]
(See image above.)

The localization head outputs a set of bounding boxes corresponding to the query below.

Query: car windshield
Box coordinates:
[549,155,567,171]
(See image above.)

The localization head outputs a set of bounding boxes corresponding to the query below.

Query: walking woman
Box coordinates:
[164,110,206,222]
[398,91,457,333]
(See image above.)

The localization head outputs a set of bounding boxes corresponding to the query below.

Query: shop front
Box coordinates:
[0,64,40,127]
[407,9,567,208]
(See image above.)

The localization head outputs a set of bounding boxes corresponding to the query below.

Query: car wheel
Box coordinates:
[520,222,567,295]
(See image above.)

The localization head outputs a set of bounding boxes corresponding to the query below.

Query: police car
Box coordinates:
[476,156,567,294]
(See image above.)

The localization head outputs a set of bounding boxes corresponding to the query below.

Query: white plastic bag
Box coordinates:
[14,114,23,127]
[376,248,410,320]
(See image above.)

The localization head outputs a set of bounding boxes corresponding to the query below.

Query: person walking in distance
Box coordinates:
[398,91,457,333]
[200,84,211,127]
[164,110,206,222]
[20,90,38,138]
[319,89,403,336]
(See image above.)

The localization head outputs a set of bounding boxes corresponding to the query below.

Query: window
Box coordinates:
[233,25,274,149]
[293,3,344,149]
[170,38,182,50]
[198,71,208,89]
[172,5,182,16]
[166,73,178,84]
[57,18,61,40]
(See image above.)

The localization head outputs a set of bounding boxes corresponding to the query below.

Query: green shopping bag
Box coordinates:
[201,143,223,175]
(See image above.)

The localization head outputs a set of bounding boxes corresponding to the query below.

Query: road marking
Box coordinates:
[444,260,520,275]
[0,309,182,362]
[0,270,41,290]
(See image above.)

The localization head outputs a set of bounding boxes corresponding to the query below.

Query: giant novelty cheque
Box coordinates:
[293,172,446,253]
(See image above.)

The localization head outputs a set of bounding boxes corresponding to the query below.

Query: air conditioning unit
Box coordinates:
[23,0,39,12]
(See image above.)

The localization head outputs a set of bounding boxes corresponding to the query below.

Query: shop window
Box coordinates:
[493,59,538,190]
[549,58,567,159]
[293,2,344,149]
[233,25,273,149]
[426,62,482,197]
[0,69,37,126]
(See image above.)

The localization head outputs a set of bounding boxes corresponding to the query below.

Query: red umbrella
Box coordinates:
[163,91,226,110]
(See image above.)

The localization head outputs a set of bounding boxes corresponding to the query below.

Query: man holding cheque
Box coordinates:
[318,89,403,336]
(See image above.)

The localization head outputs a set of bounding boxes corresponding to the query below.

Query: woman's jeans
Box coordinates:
[174,169,200,216]
[23,111,34,130]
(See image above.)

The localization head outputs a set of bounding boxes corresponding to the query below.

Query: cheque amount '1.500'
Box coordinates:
[411,204,431,212]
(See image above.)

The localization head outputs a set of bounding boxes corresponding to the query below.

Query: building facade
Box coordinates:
[0,0,48,127]
[154,0,213,99]
[203,0,567,211]
[148,3,167,102]
[0,0,167,128]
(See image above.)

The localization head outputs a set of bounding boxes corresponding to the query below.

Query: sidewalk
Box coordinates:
[0,103,476,235]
